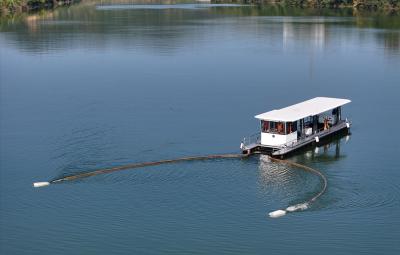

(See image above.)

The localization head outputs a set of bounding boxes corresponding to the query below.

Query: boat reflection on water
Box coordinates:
[291,131,350,163]
[258,154,293,191]
[258,153,308,209]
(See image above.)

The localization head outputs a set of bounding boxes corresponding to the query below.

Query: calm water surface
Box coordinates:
[1,1,400,254]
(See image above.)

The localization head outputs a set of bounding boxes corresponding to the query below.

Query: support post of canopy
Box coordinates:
[284,122,287,135]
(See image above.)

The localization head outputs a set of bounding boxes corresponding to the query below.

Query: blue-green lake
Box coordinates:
[1,1,399,254]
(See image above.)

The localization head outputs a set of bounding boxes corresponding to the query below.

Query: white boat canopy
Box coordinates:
[255,97,351,122]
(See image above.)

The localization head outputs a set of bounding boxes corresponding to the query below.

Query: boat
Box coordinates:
[240,97,351,157]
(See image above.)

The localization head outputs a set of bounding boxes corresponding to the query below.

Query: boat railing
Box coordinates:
[280,128,326,149]
[242,132,261,148]
[279,120,349,149]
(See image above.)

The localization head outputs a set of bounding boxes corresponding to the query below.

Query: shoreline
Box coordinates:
[1,0,79,15]
[215,0,399,12]
[1,0,399,15]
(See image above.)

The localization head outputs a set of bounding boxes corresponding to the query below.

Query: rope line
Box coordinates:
[50,153,248,183]
[34,153,328,218]
[269,157,327,203]
[268,156,328,217]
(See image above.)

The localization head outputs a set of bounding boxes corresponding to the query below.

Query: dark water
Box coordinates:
[1,1,400,254]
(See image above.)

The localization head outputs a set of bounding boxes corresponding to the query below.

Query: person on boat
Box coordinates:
[324,117,329,130]
[277,122,283,134]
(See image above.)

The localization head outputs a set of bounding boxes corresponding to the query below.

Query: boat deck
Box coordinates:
[243,121,349,157]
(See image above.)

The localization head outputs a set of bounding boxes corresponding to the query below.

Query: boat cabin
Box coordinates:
[241,97,351,156]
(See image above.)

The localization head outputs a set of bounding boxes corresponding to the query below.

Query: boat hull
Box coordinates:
[243,122,350,158]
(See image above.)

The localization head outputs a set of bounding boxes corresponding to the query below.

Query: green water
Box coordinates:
[1,2,399,254]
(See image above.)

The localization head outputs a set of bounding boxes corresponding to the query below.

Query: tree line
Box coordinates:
[216,0,399,10]
[1,0,77,13]
[2,0,399,13]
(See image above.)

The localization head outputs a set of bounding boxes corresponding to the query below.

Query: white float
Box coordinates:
[286,203,309,212]
[33,182,50,188]
[268,210,287,218]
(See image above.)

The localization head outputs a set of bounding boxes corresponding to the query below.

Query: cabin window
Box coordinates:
[286,121,297,134]
[304,116,312,128]
[261,121,286,135]
[262,120,269,132]
[269,122,276,131]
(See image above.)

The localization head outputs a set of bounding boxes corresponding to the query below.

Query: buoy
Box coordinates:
[286,203,309,212]
[268,210,286,218]
[33,182,50,188]
[315,136,319,143]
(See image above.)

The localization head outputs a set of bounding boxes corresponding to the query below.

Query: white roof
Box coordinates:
[255,97,351,122]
